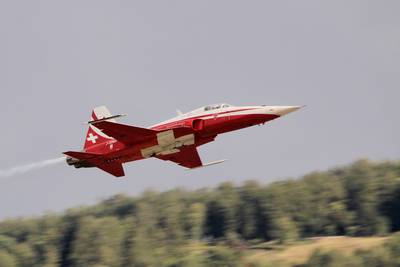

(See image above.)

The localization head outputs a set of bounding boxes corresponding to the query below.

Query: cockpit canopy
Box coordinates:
[181,103,234,117]
[204,103,232,111]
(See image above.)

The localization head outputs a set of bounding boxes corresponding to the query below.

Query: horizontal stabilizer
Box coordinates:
[63,150,125,177]
[87,114,126,124]
[63,151,100,160]
[95,162,125,177]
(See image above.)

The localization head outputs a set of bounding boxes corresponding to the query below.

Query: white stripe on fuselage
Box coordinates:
[150,106,269,128]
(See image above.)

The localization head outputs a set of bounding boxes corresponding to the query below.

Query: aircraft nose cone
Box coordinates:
[274,106,303,116]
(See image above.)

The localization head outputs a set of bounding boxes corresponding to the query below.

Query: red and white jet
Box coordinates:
[64,104,302,177]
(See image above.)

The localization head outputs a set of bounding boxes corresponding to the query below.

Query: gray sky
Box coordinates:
[0,0,399,219]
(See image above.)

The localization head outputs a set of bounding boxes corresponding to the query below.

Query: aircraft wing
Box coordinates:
[93,121,197,145]
[92,121,156,144]
[63,151,99,160]
[156,145,203,169]
[63,151,125,177]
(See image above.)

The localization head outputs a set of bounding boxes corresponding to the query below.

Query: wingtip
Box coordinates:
[187,159,228,170]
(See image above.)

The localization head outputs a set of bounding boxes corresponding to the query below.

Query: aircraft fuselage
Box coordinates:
[65,104,301,177]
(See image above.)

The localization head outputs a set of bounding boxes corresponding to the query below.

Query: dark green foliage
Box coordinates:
[205,182,239,238]
[382,186,400,232]
[0,159,400,266]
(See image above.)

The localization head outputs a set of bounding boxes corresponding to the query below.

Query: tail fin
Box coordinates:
[84,106,116,150]
[91,106,117,123]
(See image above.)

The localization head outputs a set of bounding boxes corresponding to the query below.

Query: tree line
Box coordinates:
[0,159,400,266]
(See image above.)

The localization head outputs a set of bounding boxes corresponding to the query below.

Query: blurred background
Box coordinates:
[0,1,399,266]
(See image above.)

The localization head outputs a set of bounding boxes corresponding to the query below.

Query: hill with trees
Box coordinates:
[0,159,400,267]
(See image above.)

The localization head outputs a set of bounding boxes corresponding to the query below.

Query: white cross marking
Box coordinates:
[87,133,98,144]
[141,132,195,158]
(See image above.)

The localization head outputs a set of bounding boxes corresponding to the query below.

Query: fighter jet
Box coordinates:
[64,104,302,177]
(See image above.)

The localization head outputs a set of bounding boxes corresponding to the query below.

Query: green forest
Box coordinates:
[1,159,400,267]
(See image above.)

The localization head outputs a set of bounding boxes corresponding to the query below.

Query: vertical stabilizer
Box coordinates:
[84,106,116,150]
[91,106,117,122]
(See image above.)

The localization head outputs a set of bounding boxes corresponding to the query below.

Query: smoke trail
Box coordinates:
[0,157,65,178]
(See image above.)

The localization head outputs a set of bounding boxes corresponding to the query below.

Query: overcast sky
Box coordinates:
[0,0,399,219]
